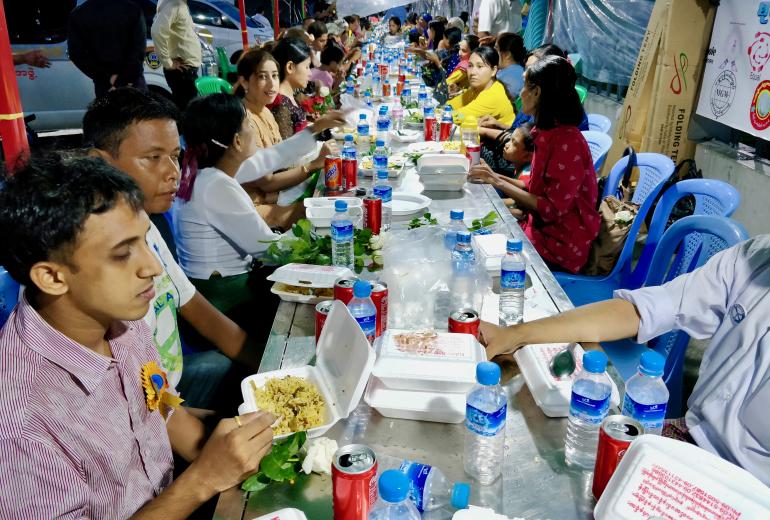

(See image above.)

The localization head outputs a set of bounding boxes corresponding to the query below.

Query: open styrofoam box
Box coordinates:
[306,205,364,229]
[266,263,354,289]
[371,330,486,393]
[471,233,507,272]
[514,343,620,417]
[304,196,364,209]
[417,153,468,191]
[251,508,308,520]
[595,435,770,519]
[239,301,375,440]
[364,377,466,423]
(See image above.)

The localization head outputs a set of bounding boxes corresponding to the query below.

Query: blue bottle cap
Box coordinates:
[378,470,410,503]
[444,105,453,112]
[476,361,501,386]
[456,230,471,244]
[506,239,523,252]
[582,350,608,374]
[376,139,385,147]
[344,134,354,142]
[450,209,464,220]
[334,200,348,212]
[451,482,471,509]
[353,279,372,298]
[639,350,665,377]
[379,106,388,115]
[424,106,434,116]
[359,113,366,120]
[376,170,389,179]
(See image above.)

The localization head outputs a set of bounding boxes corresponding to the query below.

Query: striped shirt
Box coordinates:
[0,294,175,519]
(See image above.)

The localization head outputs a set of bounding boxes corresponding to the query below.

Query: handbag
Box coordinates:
[582,148,639,276]
[644,158,703,228]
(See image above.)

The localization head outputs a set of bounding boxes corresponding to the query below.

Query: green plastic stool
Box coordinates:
[575,84,587,105]
[514,96,522,112]
[195,76,233,96]
[217,47,237,80]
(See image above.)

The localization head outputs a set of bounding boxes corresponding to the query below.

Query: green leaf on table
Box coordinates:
[241,472,271,492]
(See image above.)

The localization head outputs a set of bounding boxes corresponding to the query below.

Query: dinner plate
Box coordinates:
[358,154,408,177]
[390,129,421,143]
[407,141,443,154]
[390,193,432,216]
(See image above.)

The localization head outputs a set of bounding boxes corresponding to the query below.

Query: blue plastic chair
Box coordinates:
[587,113,612,134]
[581,130,612,171]
[0,267,21,329]
[555,153,675,307]
[627,178,741,289]
[601,215,749,417]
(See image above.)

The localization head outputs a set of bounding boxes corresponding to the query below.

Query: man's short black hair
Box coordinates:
[82,87,180,156]
[321,43,344,66]
[0,154,144,287]
[307,20,328,39]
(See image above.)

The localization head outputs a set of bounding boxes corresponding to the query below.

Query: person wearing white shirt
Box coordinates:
[481,236,770,486]
[476,0,522,43]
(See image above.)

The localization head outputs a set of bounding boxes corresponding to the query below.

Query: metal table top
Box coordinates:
[214,168,606,520]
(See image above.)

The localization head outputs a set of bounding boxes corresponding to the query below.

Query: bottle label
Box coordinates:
[373,185,393,203]
[377,119,390,132]
[355,313,376,342]
[465,402,506,437]
[398,461,431,512]
[373,156,388,170]
[501,269,526,290]
[622,395,667,432]
[331,222,353,241]
[357,124,369,136]
[569,391,610,424]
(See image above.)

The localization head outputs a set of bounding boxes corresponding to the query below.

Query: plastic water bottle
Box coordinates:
[376,106,391,148]
[464,362,507,485]
[346,76,355,95]
[372,75,382,98]
[439,105,453,141]
[499,239,526,326]
[342,134,357,161]
[444,210,466,250]
[373,139,388,172]
[451,231,475,272]
[368,470,420,520]
[418,84,428,109]
[377,455,471,513]
[364,90,373,108]
[357,113,371,156]
[565,350,612,469]
[331,200,354,270]
[401,87,412,107]
[392,98,404,133]
[373,170,392,231]
[347,280,377,343]
[622,351,669,435]
[450,230,477,310]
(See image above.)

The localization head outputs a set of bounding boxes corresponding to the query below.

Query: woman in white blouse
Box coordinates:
[173,93,345,318]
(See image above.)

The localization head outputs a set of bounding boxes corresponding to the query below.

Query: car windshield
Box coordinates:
[209,1,258,28]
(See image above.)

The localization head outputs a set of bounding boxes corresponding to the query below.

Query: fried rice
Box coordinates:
[250,376,326,435]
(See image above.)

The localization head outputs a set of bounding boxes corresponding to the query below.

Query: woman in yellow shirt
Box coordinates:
[447,46,516,127]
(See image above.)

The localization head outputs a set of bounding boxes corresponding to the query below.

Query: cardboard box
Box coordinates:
[604,0,717,175]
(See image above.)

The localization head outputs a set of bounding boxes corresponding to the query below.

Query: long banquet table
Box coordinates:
[213,168,625,519]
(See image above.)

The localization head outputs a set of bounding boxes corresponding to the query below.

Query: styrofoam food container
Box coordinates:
[514,343,620,417]
[304,196,363,209]
[239,301,375,440]
[306,205,364,229]
[364,377,466,423]
[416,153,469,175]
[372,330,486,393]
[472,233,507,271]
[595,435,770,519]
[267,263,353,304]
[251,508,308,520]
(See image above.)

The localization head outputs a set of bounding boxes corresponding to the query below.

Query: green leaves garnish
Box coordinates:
[468,211,498,232]
[407,212,439,229]
[241,431,308,492]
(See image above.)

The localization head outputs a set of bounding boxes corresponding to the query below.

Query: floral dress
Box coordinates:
[268,93,308,139]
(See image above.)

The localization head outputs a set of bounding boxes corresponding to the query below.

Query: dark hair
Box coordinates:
[497,32,527,66]
[307,20,328,39]
[0,154,144,288]
[459,11,469,24]
[179,94,246,199]
[525,55,583,129]
[360,17,371,31]
[408,29,420,45]
[444,27,462,49]
[235,48,278,97]
[389,16,402,30]
[83,87,179,156]
[407,12,418,25]
[527,43,567,62]
[271,37,312,82]
[472,45,500,69]
[514,121,535,152]
[435,16,448,26]
[343,15,359,25]
[321,43,344,65]
[429,21,445,50]
[465,34,480,53]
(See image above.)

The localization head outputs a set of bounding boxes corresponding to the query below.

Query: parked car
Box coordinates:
[9,0,217,133]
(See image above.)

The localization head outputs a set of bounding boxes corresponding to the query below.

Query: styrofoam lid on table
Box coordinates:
[266,263,354,288]
[417,153,469,175]
[251,508,308,520]
[595,435,770,519]
[472,234,507,271]
[364,377,466,423]
[304,196,364,209]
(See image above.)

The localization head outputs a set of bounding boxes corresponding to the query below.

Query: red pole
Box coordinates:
[0,3,29,172]
[273,0,280,40]
[238,0,249,50]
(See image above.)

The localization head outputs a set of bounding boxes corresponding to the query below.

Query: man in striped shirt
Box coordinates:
[0,155,274,519]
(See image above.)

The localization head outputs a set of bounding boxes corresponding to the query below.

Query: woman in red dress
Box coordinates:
[471,55,599,273]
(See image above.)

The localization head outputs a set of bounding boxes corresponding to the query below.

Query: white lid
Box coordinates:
[595,435,770,519]
[417,153,469,175]
[472,234,507,271]
[266,263,355,289]
[251,508,308,520]
[304,196,364,209]
[364,378,466,414]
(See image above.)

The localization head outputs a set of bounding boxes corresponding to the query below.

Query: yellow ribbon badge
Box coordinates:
[141,361,184,419]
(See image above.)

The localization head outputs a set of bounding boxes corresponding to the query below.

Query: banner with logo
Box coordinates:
[696,0,770,138]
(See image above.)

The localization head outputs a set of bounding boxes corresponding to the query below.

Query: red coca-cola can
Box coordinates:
[395,81,404,96]
[315,300,333,345]
[334,278,357,305]
[465,143,481,166]
[332,444,378,520]
[382,82,391,97]
[424,115,437,141]
[379,64,388,78]
[448,309,480,338]
[324,155,343,192]
[398,73,406,84]
[439,120,452,142]
[370,281,388,337]
[592,415,644,500]
[363,195,382,235]
[342,158,358,190]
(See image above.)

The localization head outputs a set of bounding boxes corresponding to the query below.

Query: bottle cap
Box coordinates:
[476,361,501,386]
[376,170,389,180]
[359,113,366,120]
[379,106,387,115]
[582,350,608,374]
[444,105,453,112]
[506,239,523,252]
[352,279,372,298]
[334,200,348,212]
[639,350,665,377]
[378,469,409,503]
[376,139,385,147]
[344,134,354,142]
[451,482,471,509]
[450,209,464,220]
[424,106,434,116]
